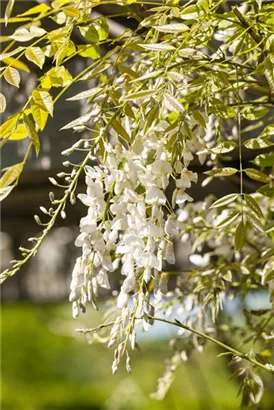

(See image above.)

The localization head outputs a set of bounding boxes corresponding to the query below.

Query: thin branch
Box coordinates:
[148,316,274,375]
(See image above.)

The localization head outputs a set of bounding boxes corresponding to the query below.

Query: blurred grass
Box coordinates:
[1,303,273,410]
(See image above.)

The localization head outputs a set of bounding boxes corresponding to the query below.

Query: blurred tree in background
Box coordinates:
[1,1,274,409]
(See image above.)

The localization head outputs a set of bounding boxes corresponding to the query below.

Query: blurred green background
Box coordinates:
[1,302,273,410]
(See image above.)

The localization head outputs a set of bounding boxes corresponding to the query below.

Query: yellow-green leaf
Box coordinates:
[19,4,51,16]
[0,162,23,189]
[0,93,7,113]
[244,136,274,150]
[23,114,40,156]
[216,212,240,228]
[25,47,45,69]
[111,119,131,143]
[30,100,48,131]
[32,89,54,116]
[0,114,20,139]
[204,167,238,177]
[264,56,274,96]
[244,168,270,183]
[211,141,237,154]
[244,194,264,218]
[9,123,29,140]
[210,193,239,209]
[234,220,246,251]
[3,56,30,72]
[4,0,15,26]
[3,66,20,87]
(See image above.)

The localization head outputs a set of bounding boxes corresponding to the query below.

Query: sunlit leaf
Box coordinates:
[244,194,264,218]
[123,89,159,101]
[23,114,40,156]
[9,123,29,140]
[139,43,176,51]
[19,3,51,16]
[30,101,48,131]
[216,212,240,228]
[25,47,45,69]
[0,93,7,113]
[251,153,274,168]
[264,56,274,96]
[204,168,238,177]
[244,137,274,150]
[153,23,189,33]
[66,87,103,101]
[4,0,15,26]
[2,57,30,72]
[32,89,54,116]
[244,168,270,183]
[0,162,23,189]
[211,141,237,154]
[3,66,20,87]
[210,194,239,208]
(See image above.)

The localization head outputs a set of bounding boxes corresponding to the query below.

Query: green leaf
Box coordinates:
[66,87,103,101]
[94,17,109,41]
[164,94,185,113]
[251,153,274,168]
[111,119,131,144]
[123,89,159,101]
[244,194,264,218]
[257,184,274,198]
[242,106,269,121]
[192,110,207,127]
[264,56,274,95]
[244,137,274,150]
[4,0,15,26]
[0,162,23,189]
[78,25,99,43]
[204,168,238,177]
[153,23,189,33]
[0,93,7,113]
[179,5,198,19]
[23,114,40,156]
[210,194,239,208]
[259,124,274,138]
[77,45,100,59]
[209,98,236,118]
[234,220,246,251]
[265,270,274,281]
[244,168,270,183]
[32,89,54,116]
[216,212,240,228]
[211,141,237,154]
[3,66,20,87]
[25,47,45,69]
[139,43,176,52]
[248,213,266,234]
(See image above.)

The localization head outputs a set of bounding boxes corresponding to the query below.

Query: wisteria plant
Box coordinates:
[1,0,274,407]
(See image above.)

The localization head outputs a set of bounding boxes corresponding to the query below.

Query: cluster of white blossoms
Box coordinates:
[69,120,200,322]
